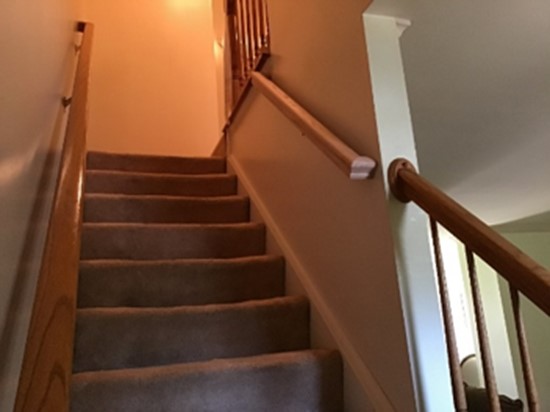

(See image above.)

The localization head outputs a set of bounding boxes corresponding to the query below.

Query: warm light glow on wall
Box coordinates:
[167,0,202,12]
[213,40,223,62]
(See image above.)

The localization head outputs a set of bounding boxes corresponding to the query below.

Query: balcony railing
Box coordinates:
[227,0,270,104]
[389,158,549,412]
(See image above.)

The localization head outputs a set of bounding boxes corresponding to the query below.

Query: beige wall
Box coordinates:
[0,0,81,410]
[83,0,220,156]
[227,1,416,410]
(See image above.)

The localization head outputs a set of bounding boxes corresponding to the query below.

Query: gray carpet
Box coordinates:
[71,151,343,411]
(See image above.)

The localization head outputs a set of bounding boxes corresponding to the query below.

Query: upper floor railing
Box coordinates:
[222,2,550,410]
[223,2,376,179]
[227,0,270,103]
[389,158,550,412]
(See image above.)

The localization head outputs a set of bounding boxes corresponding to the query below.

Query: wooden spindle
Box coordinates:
[257,0,265,49]
[249,1,257,67]
[226,1,240,79]
[236,0,248,84]
[248,0,258,57]
[261,0,269,49]
[509,286,540,412]
[253,0,262,53]
[465,248,501,412]
[240,0,249,73]
[429,218,468,412]
[244,0,254,71]
[226,0,270,105]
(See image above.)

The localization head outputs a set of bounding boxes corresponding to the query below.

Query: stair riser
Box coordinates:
[78,257,285,308]
[72,152,343,411]
[86,173,237,196]
[81,224,265,260]
[84,196,249,224]
[73,298,310,372]
[87,152,226,175]
[72,351,342,412]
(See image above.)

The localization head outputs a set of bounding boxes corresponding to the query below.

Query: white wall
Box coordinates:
[82,0,220,156]
[499,232,550,410]
[227,1,417,410]
[369,0,550,225]
[0,0,81,410]
[363,14,453,411]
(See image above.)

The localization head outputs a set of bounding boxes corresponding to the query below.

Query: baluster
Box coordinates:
[226,1,240,82]
[241,0,250,74]
[465,248,501,411]
[509,286,540,412]
[429,218,468,412]
[244,0,254,71]
[253,0,262,55]
[236,0,248,85]
[248,0,258,59]
[225,0,239,101]
[260,0,269,50]
[257,0,265,50]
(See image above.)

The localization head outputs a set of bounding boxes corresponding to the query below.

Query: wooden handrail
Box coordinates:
[14,21,93,412]
[389,158,550,316]
[224,52,270,131]
[223,1,376,180]
[250,72,377,180]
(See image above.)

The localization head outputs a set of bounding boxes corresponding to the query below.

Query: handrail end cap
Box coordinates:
[350,157,377,180]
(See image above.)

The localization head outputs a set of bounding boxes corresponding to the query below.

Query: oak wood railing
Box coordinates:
[14,21,93,412]
[223,3,375,180]
[389,158,549,412]
[250,72,377,179]
[213,0,270,156]
[224,70,377,180]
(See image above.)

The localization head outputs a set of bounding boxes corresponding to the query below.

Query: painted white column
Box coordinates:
[363,13,454,411]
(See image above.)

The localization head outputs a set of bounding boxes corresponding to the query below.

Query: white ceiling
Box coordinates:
[368,0,550,226]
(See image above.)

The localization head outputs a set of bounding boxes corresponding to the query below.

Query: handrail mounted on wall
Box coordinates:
[14,21,93,412]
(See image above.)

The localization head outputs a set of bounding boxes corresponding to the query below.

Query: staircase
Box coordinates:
[70,151,343,412]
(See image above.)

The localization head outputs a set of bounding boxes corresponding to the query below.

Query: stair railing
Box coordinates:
[250,72,376,179]
[213,0,271,156]
[222,0,376,178]
[389,158,550,412]
[227,0,270,105]
[14,21,93,412]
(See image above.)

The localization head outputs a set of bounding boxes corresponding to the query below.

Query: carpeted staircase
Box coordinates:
[70,151,343,412]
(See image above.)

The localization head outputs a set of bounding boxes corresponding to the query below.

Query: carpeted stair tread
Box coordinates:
[84,194,249,223]
[87,151,226,175]
[71,349,343,412]
[86,170,237,196]
[78,255,285,308]
[73,296,310,372]
[81,222,266,260]
[72,152,343,410]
